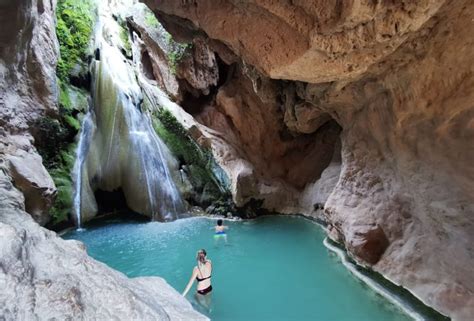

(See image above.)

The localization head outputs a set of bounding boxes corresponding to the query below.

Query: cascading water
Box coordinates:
[71,1,185,225]
[121,95,185,220]
[72,112,94,229]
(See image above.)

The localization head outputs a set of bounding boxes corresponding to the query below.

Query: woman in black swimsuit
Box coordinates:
[182,249,212,308]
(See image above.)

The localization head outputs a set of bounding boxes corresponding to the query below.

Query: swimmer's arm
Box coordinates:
[182,267,198,296]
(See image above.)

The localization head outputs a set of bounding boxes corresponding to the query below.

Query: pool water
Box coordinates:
[64,216,413,321]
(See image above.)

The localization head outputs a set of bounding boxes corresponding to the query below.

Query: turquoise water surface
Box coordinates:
[63,216,413,321]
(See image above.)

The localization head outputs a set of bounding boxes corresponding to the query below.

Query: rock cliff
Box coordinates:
[142,0,474,319]
[0,0,58,225]
[0,1,206,319]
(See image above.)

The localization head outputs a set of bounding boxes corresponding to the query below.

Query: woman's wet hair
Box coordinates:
[217,219,223,226]
[197,249,207,264]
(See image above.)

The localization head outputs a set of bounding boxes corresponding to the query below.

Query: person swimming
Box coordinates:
[182,249,212,309]
[214,219,228,242]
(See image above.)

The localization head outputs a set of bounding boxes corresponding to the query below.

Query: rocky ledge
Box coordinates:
[0,169,207,320]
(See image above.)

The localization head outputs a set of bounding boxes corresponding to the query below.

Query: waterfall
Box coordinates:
[71,2,185,226]
[123,103,184,220]
[72,112,94,229]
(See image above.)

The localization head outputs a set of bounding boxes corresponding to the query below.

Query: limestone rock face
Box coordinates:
[8,150,56,226]
[124,3,219,102]
[0,0,59,225]
[176,36,218,97]
[0,170,208,321]
[346,224,390,266]
[143,0,446,83]
[143,0,474,319]
[124,3,182,99]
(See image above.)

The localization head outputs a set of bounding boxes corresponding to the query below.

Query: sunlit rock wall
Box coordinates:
[142,0,474,319]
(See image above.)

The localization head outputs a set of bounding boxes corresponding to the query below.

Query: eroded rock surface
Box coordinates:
[0,170,207,321]
[143,0,474,319]
[0,0,59,225]
[0,1,207,320]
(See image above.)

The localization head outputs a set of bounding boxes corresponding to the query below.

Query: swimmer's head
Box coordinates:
[197,249,207,264]
[217,219,223,226]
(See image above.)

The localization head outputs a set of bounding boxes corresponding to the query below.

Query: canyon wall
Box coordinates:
[0,1,206,319]
[0,0,58,225]
[142,0,474,319]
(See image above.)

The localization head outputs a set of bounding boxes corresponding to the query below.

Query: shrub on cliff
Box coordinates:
[56,0,95,82]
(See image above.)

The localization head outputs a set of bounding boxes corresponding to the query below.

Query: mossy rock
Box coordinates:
[151,107,231,206]
[164,33,192,74]
[56,0,96,82]
[36,82,89,225]
[49,145,77,224]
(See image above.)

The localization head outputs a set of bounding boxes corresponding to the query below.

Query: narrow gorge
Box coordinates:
[0,0,473,320]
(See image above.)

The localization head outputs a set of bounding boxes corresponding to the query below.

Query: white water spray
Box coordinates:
[70,1,185,225]
[72,112,94,229]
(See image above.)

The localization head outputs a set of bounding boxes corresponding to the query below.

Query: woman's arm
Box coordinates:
[182,267,198,296]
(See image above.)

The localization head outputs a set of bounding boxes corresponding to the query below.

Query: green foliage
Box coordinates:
[64,114,81,130]
[37,82,87,225]
[119,26,132,56]
[49,147,76,224]
[34,116,72,169]
[59,80,73,110]
[165,33,191,74]
[153,108,204,165]
[152,108,229,201]
[56,0,95,81]
[34,114,77,225]
[45,0,95,225]
[144,11,160,28]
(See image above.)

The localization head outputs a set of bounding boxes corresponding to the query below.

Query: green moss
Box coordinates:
[56,0,95,82]
[44,0,96,225]
[151,108,230,203]
[119,26,132,56]
[49,146,76,224]
[39,78,88,226]
[64,114,81,130]
[144,10,160,28]
[34,115,77,224]
[58,81,87,131]
[165,33,191,74]
[59,80,73,110]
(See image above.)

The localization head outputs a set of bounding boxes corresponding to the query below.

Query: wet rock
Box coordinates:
[347,225,389,266]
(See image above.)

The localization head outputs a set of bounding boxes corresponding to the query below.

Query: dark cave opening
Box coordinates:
[94,188,132,215]
[141,50,156,81]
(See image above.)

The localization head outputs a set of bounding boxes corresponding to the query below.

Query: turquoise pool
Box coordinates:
[63,216,414,321]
